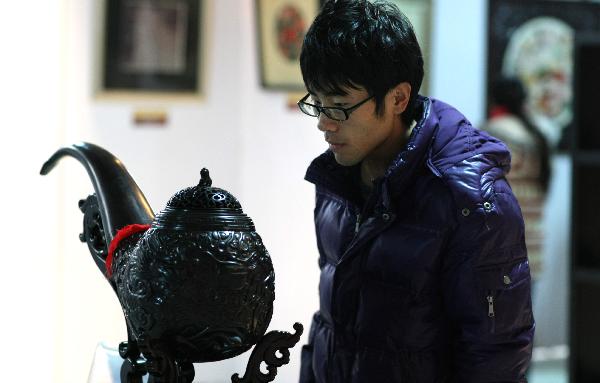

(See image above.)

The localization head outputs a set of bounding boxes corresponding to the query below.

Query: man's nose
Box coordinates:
[317,113,340,132]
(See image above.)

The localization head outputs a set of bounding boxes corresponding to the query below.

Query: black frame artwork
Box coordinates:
[487,0,600,151]
[103,0,201,94]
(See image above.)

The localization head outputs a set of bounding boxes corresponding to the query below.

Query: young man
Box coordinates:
[297,1,534,382]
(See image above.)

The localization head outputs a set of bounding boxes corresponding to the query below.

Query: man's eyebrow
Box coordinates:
[325,91,348,97]
[308,90,349,97]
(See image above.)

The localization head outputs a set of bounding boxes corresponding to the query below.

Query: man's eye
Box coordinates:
[331,99,349,107]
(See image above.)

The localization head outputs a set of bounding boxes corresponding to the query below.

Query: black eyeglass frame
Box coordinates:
[297,93,375,121]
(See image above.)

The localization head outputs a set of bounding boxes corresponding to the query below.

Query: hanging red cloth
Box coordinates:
[105,224,151,277]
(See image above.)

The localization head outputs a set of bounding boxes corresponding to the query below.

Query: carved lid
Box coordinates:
[153,168,255,231]
[167,168,242,210]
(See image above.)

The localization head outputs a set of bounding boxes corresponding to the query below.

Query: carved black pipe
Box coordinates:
[40,142,155,245]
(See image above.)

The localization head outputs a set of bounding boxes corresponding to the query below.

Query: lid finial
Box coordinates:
[199,168,212,187]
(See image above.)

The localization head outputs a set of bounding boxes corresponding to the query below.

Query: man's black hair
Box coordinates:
[300,0,424,124]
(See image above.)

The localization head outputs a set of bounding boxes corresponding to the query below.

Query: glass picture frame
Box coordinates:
[101,0,202,97]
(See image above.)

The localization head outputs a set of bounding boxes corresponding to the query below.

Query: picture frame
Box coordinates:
[101,0,202,97]
[487,0,600,151]
[256,0,320,91]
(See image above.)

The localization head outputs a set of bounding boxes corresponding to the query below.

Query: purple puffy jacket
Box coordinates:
[300,97,534,383]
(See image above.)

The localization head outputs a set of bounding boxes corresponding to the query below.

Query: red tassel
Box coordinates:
[105,224,151,278]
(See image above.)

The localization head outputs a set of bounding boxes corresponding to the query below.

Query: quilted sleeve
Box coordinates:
[441,160,535,383]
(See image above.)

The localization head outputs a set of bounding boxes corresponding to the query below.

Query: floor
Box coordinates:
[528,359,568,383]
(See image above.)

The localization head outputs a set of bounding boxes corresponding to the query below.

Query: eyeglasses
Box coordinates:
[297,93,375,121]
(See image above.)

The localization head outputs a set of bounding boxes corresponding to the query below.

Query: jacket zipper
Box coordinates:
[487,290,496,334]
[339,180,391,264]
[354,179,381,235]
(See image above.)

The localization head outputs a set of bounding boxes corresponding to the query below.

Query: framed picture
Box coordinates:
[101,0,202,96]
[256,0,320,90]
[487,0,600,151]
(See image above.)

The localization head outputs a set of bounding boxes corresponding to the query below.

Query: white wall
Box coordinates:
[0,1,64,382]
[430,0,487,124]
[3,0,569,382]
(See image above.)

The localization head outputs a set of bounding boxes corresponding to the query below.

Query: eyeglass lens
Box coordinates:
[301,95,347,121]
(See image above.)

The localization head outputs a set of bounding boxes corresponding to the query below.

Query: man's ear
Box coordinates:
[390,82,412,115]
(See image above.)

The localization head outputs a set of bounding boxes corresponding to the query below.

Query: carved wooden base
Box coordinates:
[118,323,303,383]
[232,323,303,383]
